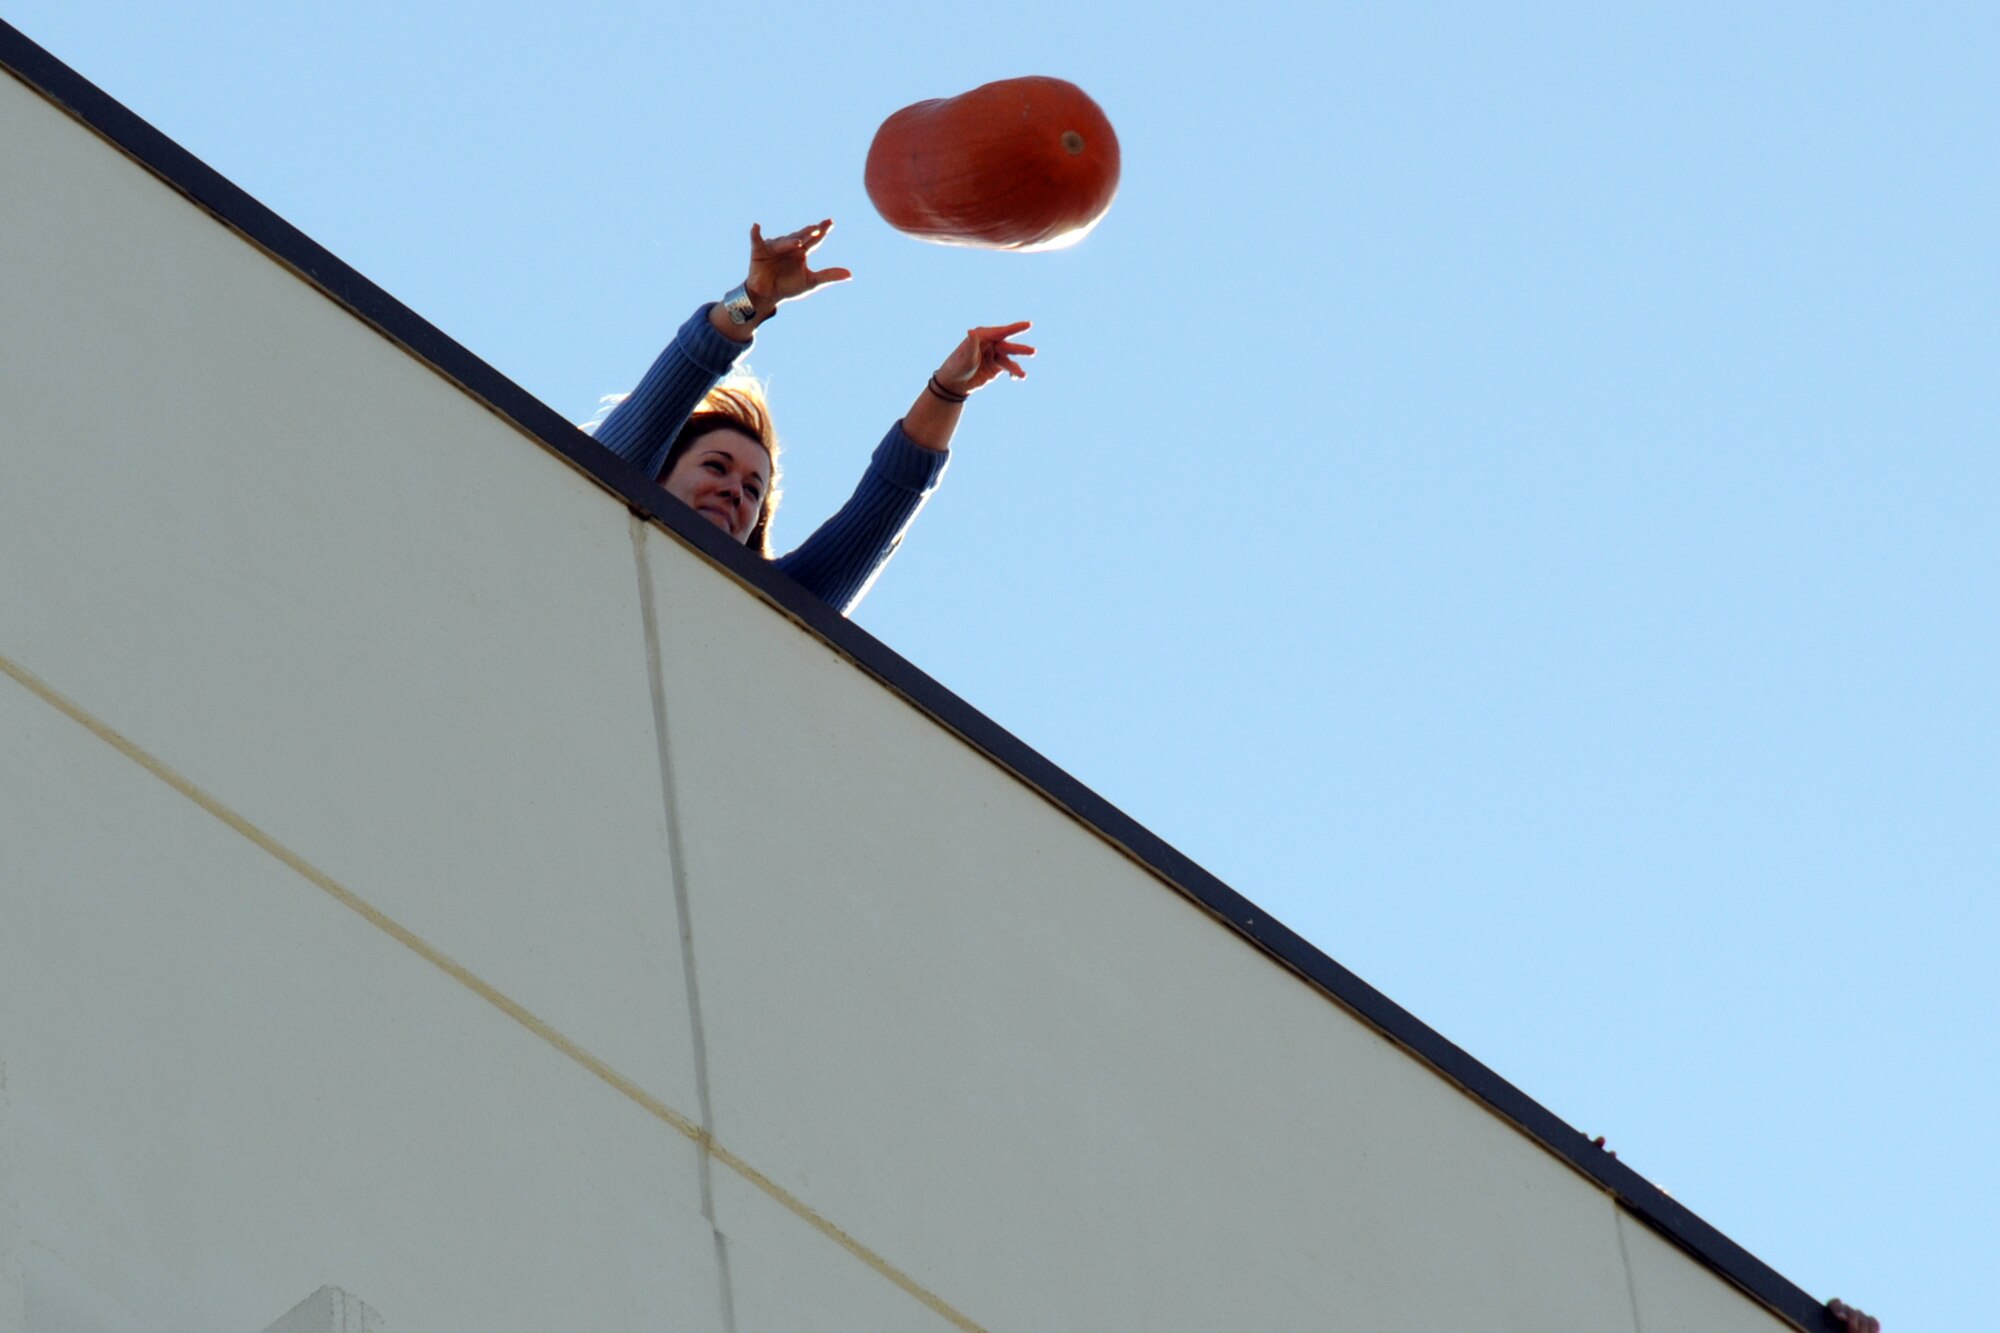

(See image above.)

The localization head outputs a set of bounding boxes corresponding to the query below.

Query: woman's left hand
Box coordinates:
[901,321,1036,452]
[933,322,1035,396]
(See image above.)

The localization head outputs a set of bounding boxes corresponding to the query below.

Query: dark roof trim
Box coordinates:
[0,21,1838,1333]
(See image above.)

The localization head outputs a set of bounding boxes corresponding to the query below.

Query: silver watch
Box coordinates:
[721,284,761,326]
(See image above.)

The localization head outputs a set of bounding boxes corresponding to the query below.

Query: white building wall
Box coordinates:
[0,684,718,1330]
[0,53,1798,1333]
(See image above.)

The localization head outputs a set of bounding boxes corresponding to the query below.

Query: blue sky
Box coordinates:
[9,3,1995,1326]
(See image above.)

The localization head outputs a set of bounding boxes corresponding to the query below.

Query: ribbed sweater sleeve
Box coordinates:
[593,304,950,614]
[775,422,949,614]
[592,305,747,481]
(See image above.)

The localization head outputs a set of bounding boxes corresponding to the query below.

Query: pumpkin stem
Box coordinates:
[1061,131,1085,155]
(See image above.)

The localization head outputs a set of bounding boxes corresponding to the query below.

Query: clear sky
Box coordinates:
[8,3,1994,1327]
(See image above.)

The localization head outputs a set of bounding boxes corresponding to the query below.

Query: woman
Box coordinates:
[594,219,1032,613]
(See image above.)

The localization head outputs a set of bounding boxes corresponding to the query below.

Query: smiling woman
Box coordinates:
[656,386,779,551]
[593,218,1033,615]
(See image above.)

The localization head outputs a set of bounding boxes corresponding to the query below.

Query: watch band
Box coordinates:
[721,284,766,326]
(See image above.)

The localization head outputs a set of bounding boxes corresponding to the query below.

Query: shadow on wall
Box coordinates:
[262,1286,384,1333]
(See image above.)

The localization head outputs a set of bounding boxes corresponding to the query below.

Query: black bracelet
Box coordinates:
[926,375,969,404]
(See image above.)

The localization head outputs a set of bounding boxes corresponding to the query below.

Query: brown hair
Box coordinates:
[658,382,782,556]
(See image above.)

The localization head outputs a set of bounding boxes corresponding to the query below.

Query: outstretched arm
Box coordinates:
[595,219,852,478]
[900,322,1035,452]
[774,322,1035,613]
[707,218,853,344]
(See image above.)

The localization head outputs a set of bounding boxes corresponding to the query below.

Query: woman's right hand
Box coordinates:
[745,218,853,310]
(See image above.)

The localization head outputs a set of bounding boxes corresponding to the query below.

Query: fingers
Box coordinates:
[967,324,1035,354]
[983,346,1033,379]
[966,324,1035,379]
[750,218,837,263]
[765,218,836,251]
[747,219,851,302]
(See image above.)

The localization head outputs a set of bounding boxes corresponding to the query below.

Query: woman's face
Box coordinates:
[661,429,771,544]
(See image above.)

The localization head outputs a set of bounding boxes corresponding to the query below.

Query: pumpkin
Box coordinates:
[864,77,1121,252]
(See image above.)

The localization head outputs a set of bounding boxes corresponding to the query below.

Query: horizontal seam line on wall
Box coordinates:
[0,647,987,1333]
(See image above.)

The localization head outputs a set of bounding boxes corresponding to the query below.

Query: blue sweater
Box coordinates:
[594,306,950,614]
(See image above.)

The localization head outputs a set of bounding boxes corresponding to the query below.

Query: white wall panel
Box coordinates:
[1618,1213,1794,1333]
[0,1055,19,1333]
[709,1169,962,1333]
[0,675,723,1333]
[645,531,1642,1332]
[0,71,696,1114]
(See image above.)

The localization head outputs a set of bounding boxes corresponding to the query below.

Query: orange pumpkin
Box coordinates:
[864,77,1121,252]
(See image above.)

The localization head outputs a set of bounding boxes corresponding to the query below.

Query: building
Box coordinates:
[1,22,1833,1331]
